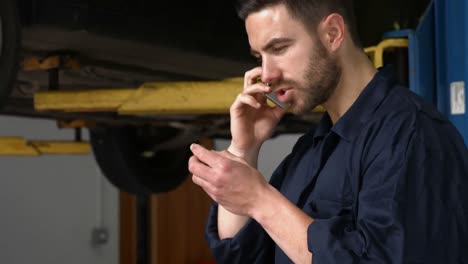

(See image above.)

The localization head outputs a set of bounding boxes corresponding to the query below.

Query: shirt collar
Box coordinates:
[314,65,399,142]
[312,113,333,143]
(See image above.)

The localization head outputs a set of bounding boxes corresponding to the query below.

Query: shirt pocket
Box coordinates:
[305,198,353,219]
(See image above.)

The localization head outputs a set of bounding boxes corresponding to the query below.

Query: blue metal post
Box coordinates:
[382,3,436,106]
[434,0,468,145]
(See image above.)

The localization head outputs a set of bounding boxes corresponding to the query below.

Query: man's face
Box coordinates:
[246,4,341,114]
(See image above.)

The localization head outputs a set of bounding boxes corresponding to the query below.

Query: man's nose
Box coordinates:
[261,59,281,84]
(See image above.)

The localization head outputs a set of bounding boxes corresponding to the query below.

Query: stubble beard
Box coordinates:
[292,41,342,115]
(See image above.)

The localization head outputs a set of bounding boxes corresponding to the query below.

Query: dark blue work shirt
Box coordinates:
[205,66,468,263]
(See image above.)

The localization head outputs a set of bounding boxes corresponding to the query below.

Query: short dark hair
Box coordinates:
[236,0,361,47]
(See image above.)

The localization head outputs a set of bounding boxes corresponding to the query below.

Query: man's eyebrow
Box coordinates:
[250,37,293,57]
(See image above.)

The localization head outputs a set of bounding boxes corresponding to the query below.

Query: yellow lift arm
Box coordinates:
[0,137,91,156]
[34,78,326,115]
[33,39,407,115]
[1,38,407,156]
[364,38,409,68]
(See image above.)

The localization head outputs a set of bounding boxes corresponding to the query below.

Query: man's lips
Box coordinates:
[275,87,292,102]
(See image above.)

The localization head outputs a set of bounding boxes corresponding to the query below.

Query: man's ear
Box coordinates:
[318,13,345,53]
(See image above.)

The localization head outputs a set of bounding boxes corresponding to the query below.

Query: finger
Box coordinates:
[231,93,258,111]
[237,93,262,109]
[192,174,216,196]
[243,82,271,95]
[188,155,213,182]
[244,67,263,88]
[192,174,219,200]
[198,183,218,202]
[190,143,226,169]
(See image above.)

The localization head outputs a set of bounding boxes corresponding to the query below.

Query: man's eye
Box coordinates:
[272,46,286,54]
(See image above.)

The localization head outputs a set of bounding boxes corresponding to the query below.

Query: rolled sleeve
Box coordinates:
[307,177,405,263]
[308,215,364,262]
[205,203,274,264]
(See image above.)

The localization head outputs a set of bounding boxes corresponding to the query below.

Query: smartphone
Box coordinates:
[264,83,289,109]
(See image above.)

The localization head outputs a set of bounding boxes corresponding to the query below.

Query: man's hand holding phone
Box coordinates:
[228,67,287,164]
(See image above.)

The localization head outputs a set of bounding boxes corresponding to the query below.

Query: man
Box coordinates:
[188,0,468,263]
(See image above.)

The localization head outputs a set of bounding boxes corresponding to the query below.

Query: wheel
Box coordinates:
[0,0,21,109]
[89,126,193,194]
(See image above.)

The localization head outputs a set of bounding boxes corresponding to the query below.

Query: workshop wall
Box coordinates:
[0,116,119,264]
[0,115,300,264]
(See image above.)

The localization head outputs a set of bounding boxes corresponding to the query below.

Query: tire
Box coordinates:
[89,126,193,194]
[0,0,21,109]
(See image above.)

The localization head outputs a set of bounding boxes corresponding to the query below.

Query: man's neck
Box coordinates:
[323,49,377,124]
